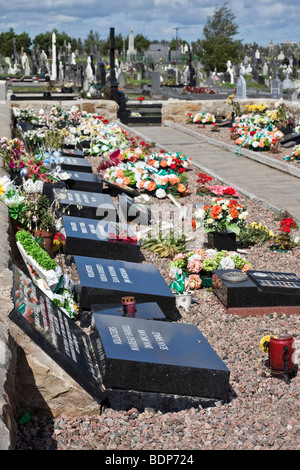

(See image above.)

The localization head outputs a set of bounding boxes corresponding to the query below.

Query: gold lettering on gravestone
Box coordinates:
[259,280,299,288]
[266,273,299,281]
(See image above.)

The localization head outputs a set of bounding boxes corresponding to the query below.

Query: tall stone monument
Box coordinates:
[127,29,137,59]
[51,32,57,80]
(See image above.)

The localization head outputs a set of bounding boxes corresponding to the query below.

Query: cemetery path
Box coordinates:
[127,123,300,223]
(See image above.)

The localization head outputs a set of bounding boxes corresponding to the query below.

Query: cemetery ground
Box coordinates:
[1,104,300,451]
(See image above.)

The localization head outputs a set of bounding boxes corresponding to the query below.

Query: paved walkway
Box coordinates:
[126,123,300,223]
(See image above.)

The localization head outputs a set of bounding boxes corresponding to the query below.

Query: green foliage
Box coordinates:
[16,230,57,271]
[0,28,31,56]
[195,2,241,72]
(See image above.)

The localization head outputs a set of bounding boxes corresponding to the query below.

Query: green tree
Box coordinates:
[33,30,73,53]
[196,3,241,72]
[0,28,31,57]
[133,34,151,52]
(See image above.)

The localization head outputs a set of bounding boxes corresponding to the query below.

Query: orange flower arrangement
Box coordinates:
[147,181,157,192]
[210,205,223,219]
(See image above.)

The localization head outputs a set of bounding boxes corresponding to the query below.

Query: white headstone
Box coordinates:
[51,32,57,80]
[127,29,137,58]
[236,70,247,99]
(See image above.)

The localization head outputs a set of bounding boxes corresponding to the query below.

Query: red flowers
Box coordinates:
[279,217,297,233]
[196,173,212,184]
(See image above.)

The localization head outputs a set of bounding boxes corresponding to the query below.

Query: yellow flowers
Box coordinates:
[249,222,274,237]
[260,335,277,353]
[245,103,269,114]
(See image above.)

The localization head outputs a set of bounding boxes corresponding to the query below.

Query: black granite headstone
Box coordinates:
[90,314,230,400]
[61,156,93,173]
[212,269,300,310]
[9,265,106,403]
[91,302,166,320]
[61,148,84,157]
[74,256,176,319]
[53,189,118,221]
[118,193,151,226]
[63,171,103,193]
[62,215,140,262]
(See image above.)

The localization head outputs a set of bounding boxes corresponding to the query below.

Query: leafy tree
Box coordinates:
[196,3,241,72]
[0,28,31,57]
[33,30,73,53]
[133,34,151,52]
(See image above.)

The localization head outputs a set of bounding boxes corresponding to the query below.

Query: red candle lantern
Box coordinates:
[269,335,295,374]
[121,296,136,317]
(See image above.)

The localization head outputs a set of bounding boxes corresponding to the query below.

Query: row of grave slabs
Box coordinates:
[9,147,300,412]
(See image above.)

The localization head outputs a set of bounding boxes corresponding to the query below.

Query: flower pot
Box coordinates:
[208,230,237,251]
[269,245,289,253]
[200,270,212,287]
[174,291,193,311]
[33,230,54,254]
[9,170,22,186]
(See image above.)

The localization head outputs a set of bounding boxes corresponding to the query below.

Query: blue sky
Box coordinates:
[0,0,298,48]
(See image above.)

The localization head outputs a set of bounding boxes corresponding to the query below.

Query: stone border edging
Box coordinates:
[164,120,300,179]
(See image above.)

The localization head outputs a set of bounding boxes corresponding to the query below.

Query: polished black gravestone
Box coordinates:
[53,189,118,221]
[9,265,106,404]
[90,314,230,400]
[63,171,103,193]
[91,302,166,320]
[212,269,300,315]
[74,256,176,319]
[61,156,93,173]
[61,148,85,157]
[63,215,140,262]
[118,193,151,226]
[207,230,237,251]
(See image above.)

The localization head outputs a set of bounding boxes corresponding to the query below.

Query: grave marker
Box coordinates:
[61,156,93,173]
[74,256,176,319]
[9,264,106,403]
[63,215,140,262]
[90,314,230,400]
[53,189,118,220]
[212,269,300,316]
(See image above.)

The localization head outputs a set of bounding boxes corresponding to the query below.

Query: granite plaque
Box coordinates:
[63,171,103,193]
[61,157,93,173]
[91,302,166,320]
[247,270,300,295]
[9,265,105,403]
[212,269,300,313]
[61,148,84,157]
[74,256,176,319]
[63,215,140,262]
[118,193,151,226]
[53,189,118,221]
[90,314,230,400]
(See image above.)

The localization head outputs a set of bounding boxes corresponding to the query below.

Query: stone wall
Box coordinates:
[10,99,119,122]
[161,98,300,125]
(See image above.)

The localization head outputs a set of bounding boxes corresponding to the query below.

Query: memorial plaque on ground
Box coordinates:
[118,193,151,226]
[212,269,300,316]
[9,265,106,403]
[90,314,230,400]
[53,189,118,220]
[91,302,166,320]
[61,148,84,157]
[61,156,93,173]
[247,270,300,295]
[74,256,176,319]
[63,171,103,193]
[62,215,140,262]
